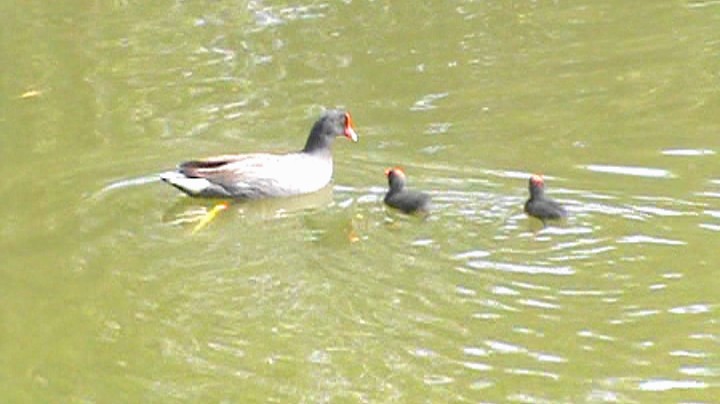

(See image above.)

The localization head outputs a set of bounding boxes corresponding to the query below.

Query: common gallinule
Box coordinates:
[161,109,358,199]
[524,174,567,226]
[384,167,431,214]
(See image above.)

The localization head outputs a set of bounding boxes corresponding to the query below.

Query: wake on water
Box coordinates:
[89,173,167,201]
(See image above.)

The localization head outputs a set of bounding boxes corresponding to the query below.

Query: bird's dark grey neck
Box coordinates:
[529,186,545,199]
[388,179,406,194]
[302,122,333,154]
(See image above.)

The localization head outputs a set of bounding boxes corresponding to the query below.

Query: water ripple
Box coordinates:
[466,260,575,276]
[462,361,492,371]
[616,235,686,246]
[505,368,560,381]
[630,205,695,217]
[410,92,449,111]
[518,299,561,310]
[679,366,718,377]
[578,330,616,342]
[581,164,675,178]
[486,340,525,354]
[453,249,491,260]
[638,379,708,391]
[670,350,708,358]
[668,304,711,315]
[699,223,720,231]
[661,148,715,156]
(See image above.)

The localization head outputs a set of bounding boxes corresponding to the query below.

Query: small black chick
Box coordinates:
[384,167,431,214]
[524,174,567,226]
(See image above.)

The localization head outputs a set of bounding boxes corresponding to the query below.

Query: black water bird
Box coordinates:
[384,167,431,214]
[524,174,567,226]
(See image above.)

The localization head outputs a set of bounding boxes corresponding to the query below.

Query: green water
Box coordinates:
[2,1,718,402]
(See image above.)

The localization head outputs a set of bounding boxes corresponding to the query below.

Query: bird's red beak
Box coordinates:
[344,112,358,142]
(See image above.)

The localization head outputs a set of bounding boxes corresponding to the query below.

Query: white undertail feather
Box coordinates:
[160,171,214,196]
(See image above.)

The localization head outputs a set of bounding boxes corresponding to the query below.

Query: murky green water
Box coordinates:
[2,1,718,402]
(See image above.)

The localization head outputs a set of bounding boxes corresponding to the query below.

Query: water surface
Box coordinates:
[1,1,719,402]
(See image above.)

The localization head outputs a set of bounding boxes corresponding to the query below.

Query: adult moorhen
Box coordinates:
[161,109,358,199]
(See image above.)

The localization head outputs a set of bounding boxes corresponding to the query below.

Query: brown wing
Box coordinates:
[178,154,255,178]
[176,153,289,197]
